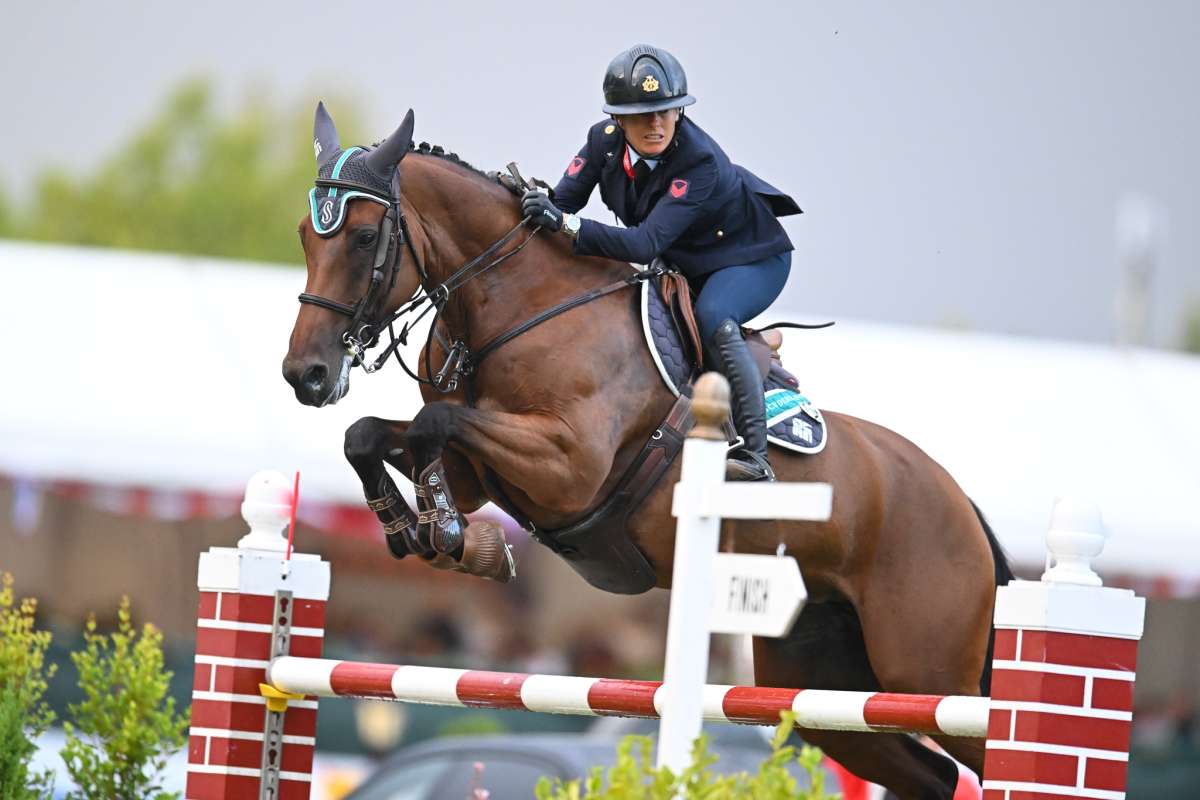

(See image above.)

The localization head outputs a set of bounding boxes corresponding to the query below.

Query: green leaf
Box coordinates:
[61,597,188,800]
[530,712,840,799]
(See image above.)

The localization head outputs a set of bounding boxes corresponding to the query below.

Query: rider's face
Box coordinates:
[616,109,680,157]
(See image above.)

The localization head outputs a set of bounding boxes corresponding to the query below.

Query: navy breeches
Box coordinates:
[692,251,792,342]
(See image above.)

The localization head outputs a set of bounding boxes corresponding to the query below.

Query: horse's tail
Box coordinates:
[972,499,1014,696]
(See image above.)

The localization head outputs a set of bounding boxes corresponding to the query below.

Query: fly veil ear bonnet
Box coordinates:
[298,103,419,369]
[308,101,414,235]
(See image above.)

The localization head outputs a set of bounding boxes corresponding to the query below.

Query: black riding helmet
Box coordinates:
[602,44,697,115]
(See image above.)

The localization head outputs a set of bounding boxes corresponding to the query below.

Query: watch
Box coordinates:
[562,213,582,238]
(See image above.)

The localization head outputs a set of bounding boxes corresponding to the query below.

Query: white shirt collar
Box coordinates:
[627,145,659,170]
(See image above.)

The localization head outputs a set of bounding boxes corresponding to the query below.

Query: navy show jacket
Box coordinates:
[552,116,801,278]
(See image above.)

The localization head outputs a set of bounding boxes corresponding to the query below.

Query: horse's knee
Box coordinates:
[408,403,457,454]
[344,416,389,464]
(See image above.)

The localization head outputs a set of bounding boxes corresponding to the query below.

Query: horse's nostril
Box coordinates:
[301,364,327,392]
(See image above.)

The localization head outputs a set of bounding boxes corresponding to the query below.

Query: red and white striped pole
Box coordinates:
[186,471,330,800]
[265,658,990,736]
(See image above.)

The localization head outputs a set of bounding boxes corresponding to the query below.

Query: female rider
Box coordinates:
[521,44,802,481]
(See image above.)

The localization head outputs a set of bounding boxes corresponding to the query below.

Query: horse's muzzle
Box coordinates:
[282,358,339,407]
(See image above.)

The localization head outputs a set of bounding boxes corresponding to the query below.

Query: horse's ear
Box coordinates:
[365,109,415,178]
[313,101,340,167]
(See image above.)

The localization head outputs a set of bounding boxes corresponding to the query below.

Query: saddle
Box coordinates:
[642,261,828,456]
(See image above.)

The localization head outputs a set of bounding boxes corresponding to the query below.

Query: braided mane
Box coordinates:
[404,141,495,184]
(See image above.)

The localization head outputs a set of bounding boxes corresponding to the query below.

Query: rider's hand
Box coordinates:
[521,189,564,232]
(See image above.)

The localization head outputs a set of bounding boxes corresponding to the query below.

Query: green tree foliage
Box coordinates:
[535,712,837,800]
[0,574,56,800]
[1183,301,1200,354]
[60,598,188,800]
[0,187,12,238]
[8,79,363,264]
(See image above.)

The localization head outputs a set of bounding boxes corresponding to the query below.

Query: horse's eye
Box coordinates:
[356,230,377,249]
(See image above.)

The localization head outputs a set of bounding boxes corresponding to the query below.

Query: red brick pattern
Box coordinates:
[983,748,1078,785]
[1091,678,1134,712]
[1018,630,1138,672]
[187,590,325,799]
[983,626,1138,798]
[990,670,1085,707]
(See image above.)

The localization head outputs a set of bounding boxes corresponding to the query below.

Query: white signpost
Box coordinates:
[657,373,833,772]
[709,553,808,638]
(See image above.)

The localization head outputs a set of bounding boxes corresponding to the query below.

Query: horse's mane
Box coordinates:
[401,140,501,187]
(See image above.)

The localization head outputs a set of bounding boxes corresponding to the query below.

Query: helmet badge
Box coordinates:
[641,75,660,93]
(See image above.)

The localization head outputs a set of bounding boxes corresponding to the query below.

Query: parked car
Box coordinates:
[345,721,826,799]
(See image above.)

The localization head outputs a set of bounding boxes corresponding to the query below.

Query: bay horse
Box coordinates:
[282,106,1012,799]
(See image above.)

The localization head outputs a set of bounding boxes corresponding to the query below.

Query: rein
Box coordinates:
[298,168,660,395]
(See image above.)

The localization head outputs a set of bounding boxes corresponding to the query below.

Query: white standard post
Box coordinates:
[656,373,834,773]
[656,374,730,772]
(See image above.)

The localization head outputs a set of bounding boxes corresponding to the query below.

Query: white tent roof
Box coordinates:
[2,241,1197,585]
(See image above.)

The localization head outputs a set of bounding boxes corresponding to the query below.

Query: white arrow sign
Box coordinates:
[709,553,807,638]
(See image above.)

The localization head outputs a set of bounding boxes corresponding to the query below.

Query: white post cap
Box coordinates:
[1042,497,1108,587]
[237,470,293,553]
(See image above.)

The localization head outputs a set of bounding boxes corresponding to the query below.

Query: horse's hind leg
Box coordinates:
[854,500,996,778]
[753,603,960,800]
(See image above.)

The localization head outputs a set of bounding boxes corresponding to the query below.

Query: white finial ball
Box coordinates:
[238,470,293,552]
[1043,497,1108,586]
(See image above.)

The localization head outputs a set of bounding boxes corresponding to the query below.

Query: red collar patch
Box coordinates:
[567,156,586,177]
[622,147,635,179]
[669,179,689,199]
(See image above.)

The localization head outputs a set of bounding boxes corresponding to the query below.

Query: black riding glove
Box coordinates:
[521,190,564,232]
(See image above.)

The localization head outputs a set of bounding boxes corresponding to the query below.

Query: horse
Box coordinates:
[281,106,1012,799]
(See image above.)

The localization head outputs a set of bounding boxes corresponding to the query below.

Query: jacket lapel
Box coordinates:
[634,164,670,222]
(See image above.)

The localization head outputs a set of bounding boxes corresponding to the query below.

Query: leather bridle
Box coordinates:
[296,161,662,397]
[297,166,542,393]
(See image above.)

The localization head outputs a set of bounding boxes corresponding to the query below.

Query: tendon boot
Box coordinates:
[710,319,776,481]
[414,460,516,582]
[414,459,468,559]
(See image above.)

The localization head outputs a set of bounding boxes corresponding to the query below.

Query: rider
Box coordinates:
[522,44,802,481]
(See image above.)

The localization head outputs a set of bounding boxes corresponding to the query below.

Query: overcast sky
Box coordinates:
[5,1,1197,347]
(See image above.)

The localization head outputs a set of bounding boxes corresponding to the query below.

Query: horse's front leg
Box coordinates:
[407,401,610,523]
[353,408,515,582]
[343,417,426,560]
[343,416,510,579]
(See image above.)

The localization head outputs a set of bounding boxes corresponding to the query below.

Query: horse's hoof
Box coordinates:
[462,520,517,583]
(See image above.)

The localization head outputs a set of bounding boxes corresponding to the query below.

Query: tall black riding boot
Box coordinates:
[710,319,775,481]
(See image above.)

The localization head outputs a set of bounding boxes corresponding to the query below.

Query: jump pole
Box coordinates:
[185,381,1147,800]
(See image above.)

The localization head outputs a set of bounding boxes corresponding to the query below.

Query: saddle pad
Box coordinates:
[764,374,828,455]
[640,280,829,455]
[641,278,692,396]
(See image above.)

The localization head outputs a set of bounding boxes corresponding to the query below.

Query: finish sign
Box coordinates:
[709,553,807,638]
